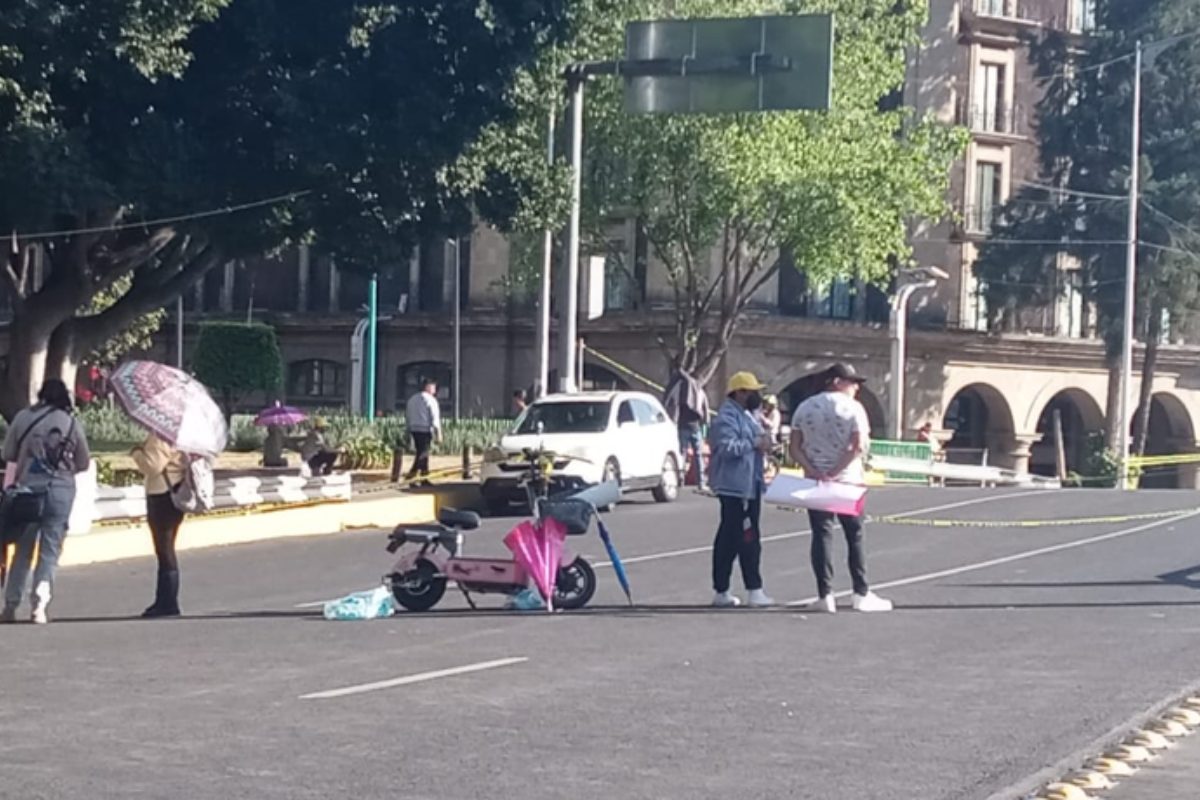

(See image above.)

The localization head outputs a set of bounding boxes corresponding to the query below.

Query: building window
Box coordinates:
[604,240,637,312]
[963,271,989,332]
[971,161,1004,233]
[974,63,1007,133]
[288,360,347,404]
[810,279,853,320]
[1071,0,1096,32]
[1056,270,1085,338]
[396,361,453,413]
[977,0,1008,17]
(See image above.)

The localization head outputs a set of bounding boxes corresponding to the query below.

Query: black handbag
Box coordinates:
[0,407,58,539]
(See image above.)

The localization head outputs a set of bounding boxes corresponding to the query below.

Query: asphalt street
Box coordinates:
[6,486,1200,800]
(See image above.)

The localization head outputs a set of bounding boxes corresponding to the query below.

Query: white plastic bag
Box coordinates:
[323,586,396,620]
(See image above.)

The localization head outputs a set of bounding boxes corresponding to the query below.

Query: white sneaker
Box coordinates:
[852,592,893,613]
[30,607,48,625]
[803,595,838,614]
[712,591,742,608]
[0,605,17,623]
[747,589,775,608]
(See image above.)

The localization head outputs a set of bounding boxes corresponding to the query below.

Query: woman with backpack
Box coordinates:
[0,379,92,624]
[131,432,189,618]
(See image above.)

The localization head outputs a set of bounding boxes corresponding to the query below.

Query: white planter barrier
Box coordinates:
[66,463,353,534]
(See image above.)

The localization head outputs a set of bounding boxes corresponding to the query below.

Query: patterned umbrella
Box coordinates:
[254,403,308,427]
[109,361,228,457]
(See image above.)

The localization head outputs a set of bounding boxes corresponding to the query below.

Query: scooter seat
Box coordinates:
[438,508,481,531]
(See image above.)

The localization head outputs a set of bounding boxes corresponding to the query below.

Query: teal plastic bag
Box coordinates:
[323,586,396,620]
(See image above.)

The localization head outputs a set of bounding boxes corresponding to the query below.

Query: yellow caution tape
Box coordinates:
[867,507,1200,528]
[582,345,666,393]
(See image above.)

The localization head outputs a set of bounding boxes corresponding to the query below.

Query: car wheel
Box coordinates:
[652,453,680,503]
[599,458,621,512]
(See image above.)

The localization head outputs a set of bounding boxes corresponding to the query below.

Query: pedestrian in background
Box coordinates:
[300,417,339,476]
[131,433,188,618]
[1,379,91,624]
[789,363,892,613]
[664,367,710,490]
[706,371,775,608]
[513,389,528,417]
[405,378,442,486]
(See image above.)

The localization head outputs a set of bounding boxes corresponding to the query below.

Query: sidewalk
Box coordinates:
[1106,731,1200,798]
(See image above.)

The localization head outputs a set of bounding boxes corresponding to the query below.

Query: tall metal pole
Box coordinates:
[366,274,378,419]
[453,239,462,421]
[888,285,913,441]
[562,77,585,394]
[537,110,556,398]
[175,296,184,369]
[1118,40,1143,491]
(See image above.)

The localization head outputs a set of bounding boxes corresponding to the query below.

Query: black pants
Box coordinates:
[807,510,868,597]
[712,494,763,594]
[307,451,338,476]
[406,432,433,478]
[147,492,185,573]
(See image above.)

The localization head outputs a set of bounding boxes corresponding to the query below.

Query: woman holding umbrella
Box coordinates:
[131,433,188,617]
[109,360,228,619]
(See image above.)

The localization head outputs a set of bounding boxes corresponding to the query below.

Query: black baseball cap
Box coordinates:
[826,363,867,384]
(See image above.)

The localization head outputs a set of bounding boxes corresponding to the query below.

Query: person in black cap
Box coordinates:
[788,363,892,613]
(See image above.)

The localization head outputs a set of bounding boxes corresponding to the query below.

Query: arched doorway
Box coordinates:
[1141,393,1197,489]
[942,384,1015,466]
[779,371,886,435]
[1031,389,1104,478]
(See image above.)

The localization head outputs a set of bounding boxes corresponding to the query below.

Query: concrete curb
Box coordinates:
[59,483,484,568]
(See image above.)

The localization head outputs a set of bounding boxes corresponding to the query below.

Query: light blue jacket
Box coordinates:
[706,399,765,500]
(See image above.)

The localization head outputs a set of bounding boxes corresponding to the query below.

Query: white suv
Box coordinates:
[480,391,682,514]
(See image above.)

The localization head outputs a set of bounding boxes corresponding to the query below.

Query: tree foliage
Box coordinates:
[81,276,167,369]
[974,0,1200,452]
[191,322,283,418]
[0,0,577,420]
[484,0,965,385]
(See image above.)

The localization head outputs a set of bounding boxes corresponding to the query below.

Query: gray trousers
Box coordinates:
[6,479,76,607]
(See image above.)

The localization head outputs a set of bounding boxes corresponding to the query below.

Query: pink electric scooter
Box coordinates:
[383,449,618,612]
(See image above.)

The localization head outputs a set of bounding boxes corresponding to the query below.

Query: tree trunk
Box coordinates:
[1103,357,1121,449]
[1133,311,1163,457]
[0,321,52,421]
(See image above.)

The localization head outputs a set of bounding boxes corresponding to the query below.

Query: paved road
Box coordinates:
[6,487,1200,800]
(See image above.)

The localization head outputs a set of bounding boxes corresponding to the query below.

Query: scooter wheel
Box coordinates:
[391,560,447,612]
[554,557,596,610]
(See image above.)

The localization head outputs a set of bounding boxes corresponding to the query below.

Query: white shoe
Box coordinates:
[0,605,17,623]
[803,595,837,614]
[747,589,775,608]
[712,591,742,608]
[852,592,893,613]
[30,606,48,625]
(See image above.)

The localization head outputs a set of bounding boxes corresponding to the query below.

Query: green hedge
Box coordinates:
[74,405,512,456]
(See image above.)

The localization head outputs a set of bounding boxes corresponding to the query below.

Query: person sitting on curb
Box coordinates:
[706,371,775,609]
[300,418,340,477]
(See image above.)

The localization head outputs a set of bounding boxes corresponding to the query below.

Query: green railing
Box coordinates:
[868,439,934,484]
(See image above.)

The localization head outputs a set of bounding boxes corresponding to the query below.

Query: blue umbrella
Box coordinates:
[597,518,633,605]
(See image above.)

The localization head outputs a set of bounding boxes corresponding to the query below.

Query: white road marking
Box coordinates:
[787,511,1200,607]
[295,490,1044,607]
[299,657,528,700]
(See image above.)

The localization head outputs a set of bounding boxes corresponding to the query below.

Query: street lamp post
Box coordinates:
[1118,40,1144,491]
[889,268,947,441]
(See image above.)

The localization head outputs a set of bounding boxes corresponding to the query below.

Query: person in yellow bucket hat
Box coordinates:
[705,371,776,608]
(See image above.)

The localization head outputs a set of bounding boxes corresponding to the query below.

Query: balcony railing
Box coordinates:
[966,0,1063,29]
[956,100,1024,135]
[959,204,1001,235]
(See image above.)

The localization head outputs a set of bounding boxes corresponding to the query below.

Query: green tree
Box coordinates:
[191,322,283,419]
[81,276,167,369]
[476,0,965,386]
[0,0,577,419]
[975,0,1200,454]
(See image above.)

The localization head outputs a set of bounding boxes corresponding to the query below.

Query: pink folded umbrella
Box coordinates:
[503,517,568,613]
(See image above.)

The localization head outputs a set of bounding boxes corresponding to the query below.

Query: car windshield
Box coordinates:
[512,401,611,435]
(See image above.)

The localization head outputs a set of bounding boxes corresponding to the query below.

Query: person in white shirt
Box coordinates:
[789,363,892,614]
[404,378,442,485]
